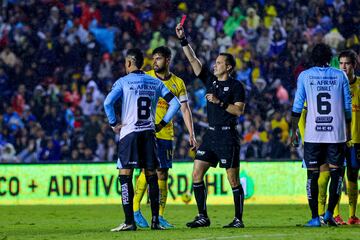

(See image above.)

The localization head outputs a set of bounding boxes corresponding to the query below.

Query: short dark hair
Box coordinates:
[338,49,357,66]
[219,53,236,73]
[311,43,332,66]
[152,46,171,59]
[126,48,144,68]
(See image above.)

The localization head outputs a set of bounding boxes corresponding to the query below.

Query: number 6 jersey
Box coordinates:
[292,66,352,143]
[104,70,180,140]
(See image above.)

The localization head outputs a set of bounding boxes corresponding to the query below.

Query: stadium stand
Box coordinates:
[0,0,359,162]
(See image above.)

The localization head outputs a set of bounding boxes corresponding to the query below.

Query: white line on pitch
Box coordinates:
[192,233,295,240]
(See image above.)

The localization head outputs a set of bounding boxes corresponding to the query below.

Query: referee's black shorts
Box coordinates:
[195,126,240,168]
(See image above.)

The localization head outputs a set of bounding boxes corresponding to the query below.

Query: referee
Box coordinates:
[176,24,246,228]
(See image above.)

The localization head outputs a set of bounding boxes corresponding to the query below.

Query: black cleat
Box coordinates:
[223,217,245,228]
[186,214,211,228]
[151,222,166,230]
[324,217,338,227]
[324,211,338,227]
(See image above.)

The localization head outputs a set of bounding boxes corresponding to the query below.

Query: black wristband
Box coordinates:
[159,119,167,127]
[179,37,188,46]
[110,121,117,127]
[291,111,301,118]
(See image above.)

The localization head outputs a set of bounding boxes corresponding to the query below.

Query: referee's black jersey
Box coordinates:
[198,66,245,126]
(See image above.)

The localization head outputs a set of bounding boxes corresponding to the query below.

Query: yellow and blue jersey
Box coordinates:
[146,70,188,141]
[351,76,360,143]
[298,102,307,144]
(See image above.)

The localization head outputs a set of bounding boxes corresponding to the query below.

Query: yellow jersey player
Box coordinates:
[337,50,360,224]
[133,46,197,228]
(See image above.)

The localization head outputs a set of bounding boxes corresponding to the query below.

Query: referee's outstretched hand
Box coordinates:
[176,23,185,39]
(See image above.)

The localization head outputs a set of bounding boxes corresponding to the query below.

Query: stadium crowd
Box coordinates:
[0,0,359,162]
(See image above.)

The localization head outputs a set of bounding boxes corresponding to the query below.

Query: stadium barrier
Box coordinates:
[0,161,354,205]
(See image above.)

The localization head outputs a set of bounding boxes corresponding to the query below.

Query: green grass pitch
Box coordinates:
[1,204,360,240]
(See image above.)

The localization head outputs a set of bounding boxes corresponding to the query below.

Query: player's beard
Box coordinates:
[154,65,166,74]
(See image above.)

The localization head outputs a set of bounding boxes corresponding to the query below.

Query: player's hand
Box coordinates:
[176,23,185,39]
[155,124,163,133]
[290,130,299,148]
[205,93,220,104]
[111,123,124,133]
[346,140,353,148]
[189,135,198,150]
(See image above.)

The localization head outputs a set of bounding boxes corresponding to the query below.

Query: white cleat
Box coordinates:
[110,223,137,232]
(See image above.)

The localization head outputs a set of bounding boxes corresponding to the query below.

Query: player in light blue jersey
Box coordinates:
[291,43,352,227]
[104,48,181,231]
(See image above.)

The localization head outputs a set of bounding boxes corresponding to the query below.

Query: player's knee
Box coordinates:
[156,169,168,180]
[228,179,239,188]
[192,170,203,182]
[144,169,156,176]
[226,174,240,188]
[320,164,329,172]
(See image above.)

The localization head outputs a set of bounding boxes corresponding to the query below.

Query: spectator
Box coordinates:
[0,0,359,162]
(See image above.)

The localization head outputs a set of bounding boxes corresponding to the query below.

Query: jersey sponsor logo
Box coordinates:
[315,116,333,123]
[196,150,205,156]
[134,121,151,127]
[309,77,338,91]
[138,90,155,96]
[224,87,229,91]
[315,125,333,131]
[220,159,227,164]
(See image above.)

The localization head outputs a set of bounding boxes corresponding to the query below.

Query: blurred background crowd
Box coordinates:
[0,0,359,163]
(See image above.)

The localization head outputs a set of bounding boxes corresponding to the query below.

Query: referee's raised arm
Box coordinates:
[175,23,202,76]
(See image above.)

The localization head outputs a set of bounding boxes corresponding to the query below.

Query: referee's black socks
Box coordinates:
[193,181,208,217]
[306,170,320,219]
[146,174,160,223]
[328,167,344,213]
[118,175,134,225]
[232,185,245,221]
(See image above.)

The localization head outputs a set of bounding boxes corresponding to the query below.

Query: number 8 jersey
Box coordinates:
[292,66,352,143]
[104,71,178,140]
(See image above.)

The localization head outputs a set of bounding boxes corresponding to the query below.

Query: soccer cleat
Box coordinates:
[334,215,347,225]
[223,217,244,228]
[134,210,149,228]
[324,211,338,227]
[151,222,166,230]
[159,216,174,228]
[186,214,211,228]
[110,223,137,232]
[348,216,360,225]
[319,215,326,226]
[304,217,321,227]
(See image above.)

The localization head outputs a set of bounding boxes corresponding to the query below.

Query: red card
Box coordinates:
[180,15,187,26]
